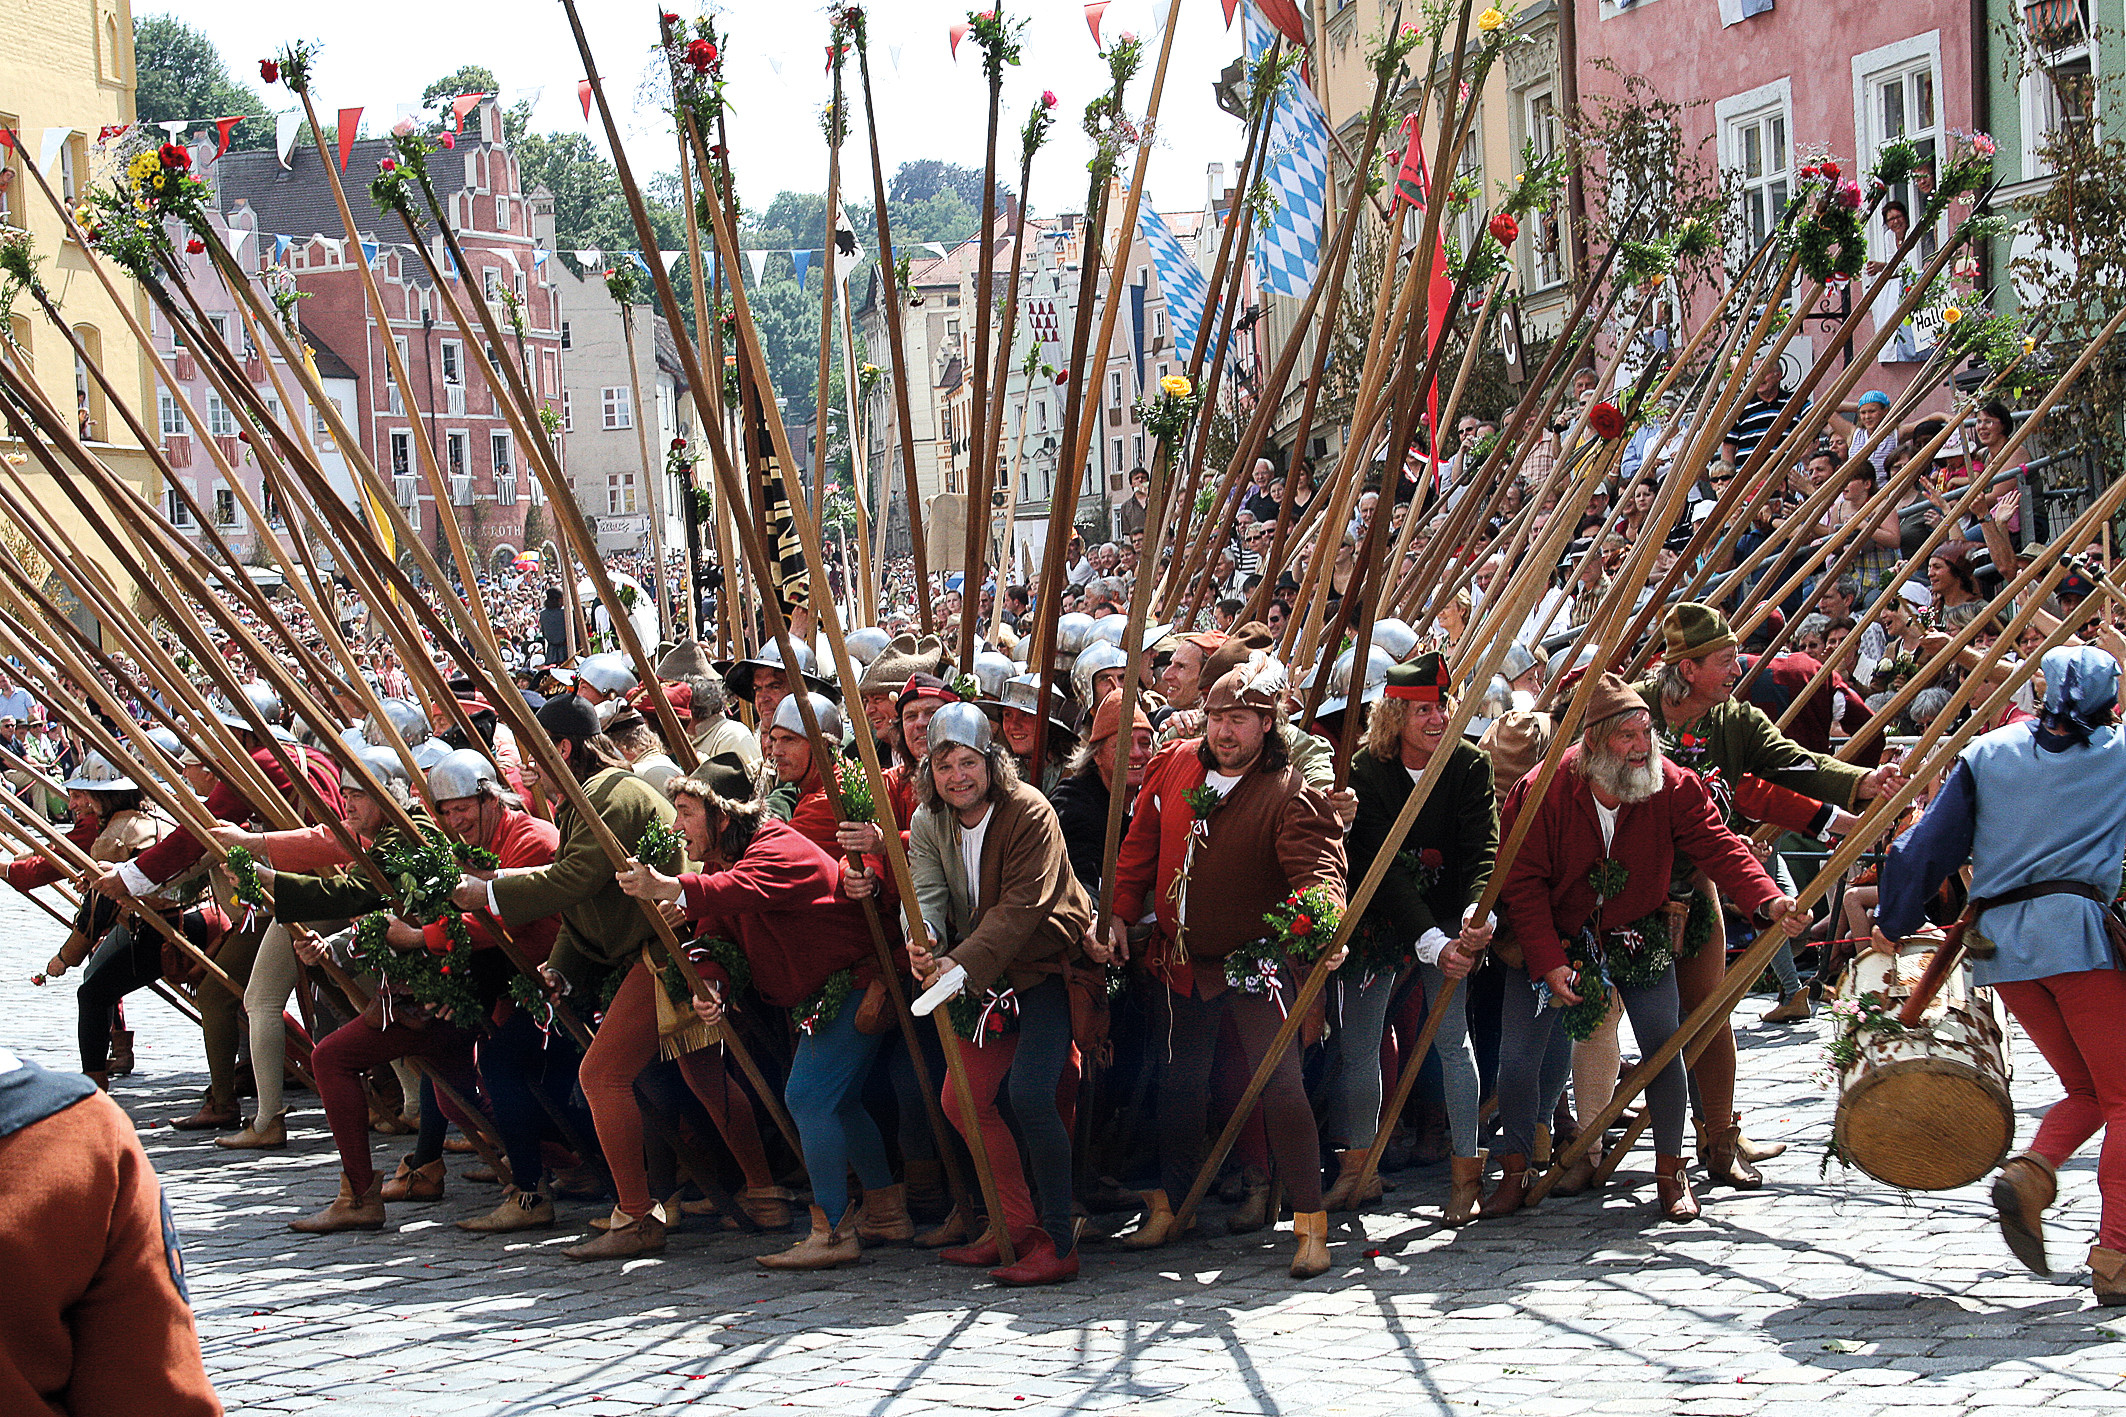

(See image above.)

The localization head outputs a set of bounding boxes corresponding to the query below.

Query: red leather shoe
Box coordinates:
[940,1230,1002,1267]
[990,1230,1079,1286]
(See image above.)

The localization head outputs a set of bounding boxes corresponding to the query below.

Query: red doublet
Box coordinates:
[678,816,889,1007]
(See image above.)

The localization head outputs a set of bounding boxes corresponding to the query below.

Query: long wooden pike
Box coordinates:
[956,7,1008,672]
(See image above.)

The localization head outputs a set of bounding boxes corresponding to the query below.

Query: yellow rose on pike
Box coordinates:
[1160,374,1192,399]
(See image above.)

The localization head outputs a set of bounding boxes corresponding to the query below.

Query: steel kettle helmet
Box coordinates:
[428,747,500,802]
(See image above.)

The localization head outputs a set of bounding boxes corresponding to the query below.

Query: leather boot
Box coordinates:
[1735,1114,1786,1163]
[854,1182,915,1245]
[591,1198,669,1230]
[171,1100,241,1131]
[1701,1117,1762,1189]
[1478,1154,1530,1219]
[991,1229,1079,1286]
[757,1205,862,1270]
[1551,1142,1604,1198]
[1121,1189,1192,1249]
[1760,990,1813,1024]
[1226,1169,1275,1234]
[368,1099,416,1135]
[1992,1152,2057,1276]
[380,1157,447,1202]
[915,1203,974,1249]
[1289,1210,1331,1279]
[1656,1153,1699,1222]
[84,1071,109,1093]
[289,1172,387,1233]
[456,1185,557,1233]
[217,1114,288,1150]
[738,1185,794,1230]
[903,1157,950,1221]
[1444,1153,1485,1227]
[2089,1245,2126,1307]
[941,1224,1010,1268]
[564,1207,667,1260]
[1322,1150,1382,1212]
[108,1029,135,1077]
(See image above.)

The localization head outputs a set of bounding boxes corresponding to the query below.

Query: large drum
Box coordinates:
[1830,935,2014,1191]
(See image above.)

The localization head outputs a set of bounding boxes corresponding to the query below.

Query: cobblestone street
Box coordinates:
[8,891,2124,1417]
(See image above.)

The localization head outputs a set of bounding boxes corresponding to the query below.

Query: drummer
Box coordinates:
[1874,645,2126,1307]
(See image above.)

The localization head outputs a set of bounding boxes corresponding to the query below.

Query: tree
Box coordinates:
[132,16,273,152]
[889,159,1011,210]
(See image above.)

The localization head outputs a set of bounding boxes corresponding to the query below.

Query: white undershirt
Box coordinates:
[958,804,993,914]
[1204,770,1243,799]
[1594,799,1619,853]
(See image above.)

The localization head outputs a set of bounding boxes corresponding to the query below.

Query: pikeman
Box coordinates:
[722,639,838,735]
[1339,655,1497,1223]
[1487,675,1808,1224]
[1636,603,1902,1186]
[764,692,852,857]
[980,673,1078,794]
[900,703,1093,1286]
[9,752,178,1087]
[620,756,898,1271]
[91,707,345,1131]
[1872,646,2126,1307]
[573,653,640,709]
[854,633,948,771]
[244,750,488,1235]
[448,696,684,1261]
[1051,691,1156,893]
[1105,649,1347,1280]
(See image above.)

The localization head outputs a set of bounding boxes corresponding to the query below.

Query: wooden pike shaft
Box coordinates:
[957,34,1005,672]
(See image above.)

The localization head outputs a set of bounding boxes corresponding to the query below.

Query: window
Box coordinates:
[389,337,408,413]
[447,431,468,477]
[73,324,103,441]
[206,312,230,346]
[491,431,511,476]
[560,320,572,350]
[0,114,15,224]
[1132,434,1145,467]
[1108,371,1123,408]
[440,341,462,384]
[214,487,239,527]
[496,196,512,233]
[541,349,558,397]
[264,487,284,526]
[607,472,638,514]
[1857,35,1943,257]
[167,490,195,528]
[1110,437,1124,472]
[1153,309,1167,344]
[2021,1,2093,175]
[602,386,632,430]
[59,133,82,204]
[390,430,412,478]
[1719,82,1794,249]
[158,391,189,437]
[206,394,237,438]
[1036,399,1048,432]
[562,391,574,431]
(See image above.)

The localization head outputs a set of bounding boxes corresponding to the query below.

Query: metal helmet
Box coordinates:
[346,744,411,796]
[989,672,1076,738]
[412,738,454,771]
[845,626,891,667]
[208,698,251,732]
[972,649,1017,700]
[1071,640,1130,707]
[241,680,286,725]
[428,747,500,802]
[1501,641,1542,683]
[367,698,432,747]
[1371,618,1419,662]
[769,691,846,745]
[1054,612,1097,657]
[144,726,185,764]
[1319,645,1395,717]
[925,701,993,756]
[1089,616,1129,648]
[62,751,136,792]
[576,652,640,696]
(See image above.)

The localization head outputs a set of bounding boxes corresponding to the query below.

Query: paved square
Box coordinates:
[7,890,2123,1416]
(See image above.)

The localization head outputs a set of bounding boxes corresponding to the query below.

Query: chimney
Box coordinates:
[1207,162,1225,212]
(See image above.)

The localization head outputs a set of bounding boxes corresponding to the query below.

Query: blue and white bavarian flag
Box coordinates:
[1136,205,1216,368]
[1241,1,1333,297]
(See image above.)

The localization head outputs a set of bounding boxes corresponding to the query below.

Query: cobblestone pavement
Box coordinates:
[6,889,2123,1417]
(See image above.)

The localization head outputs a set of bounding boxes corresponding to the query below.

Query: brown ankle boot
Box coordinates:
[738,1185,794,1230]
[2090,1245,2126,1306]
[855,1182,914,1245]
[1322,1149,1381,1212]
[1289,1211,1330,1279]
[903,1157,950,1221]
[1445,1153,1485,1226]
[216,1114,288,1150]
[1478,1153,1530,1219]
[108,1029,135,1077]
[1700,1117,1761,1189]
[1992,1152,2058,1276]
[757,1205,862,1270]
[289,1172,387,1233]
[380,1157,446,1202]
[1226,1169,1274,1233]
[1552,1141,1604,1197]
[1122,1189,1192,1249]
[915,1202,974,1249]
[1656,1153,1699,1221]
[564,1207,667,1260]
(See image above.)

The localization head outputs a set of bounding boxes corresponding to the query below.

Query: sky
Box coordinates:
[144,0,1255,222]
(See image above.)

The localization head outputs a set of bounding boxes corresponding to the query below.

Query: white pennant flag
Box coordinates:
[37,128,72,174]
[888,44,903,71]
[745,249,771,285]
[575,248,603,268]
[833,204,863,264]
[158,120,188,138]
[276,111,303,169]
[659,250,685,271]
[221,227,252,265]
[510,86,545,112]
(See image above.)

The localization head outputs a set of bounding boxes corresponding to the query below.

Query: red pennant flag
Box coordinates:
[450,92,485,133]
[1389,119,1454,482]
[949,22,968,58]
[1391,114,1426,212]
[1222,0,1239,24]
[0,130,14,153]
[577,79,595,119]
[210,116,243,165]
[98,123,134,143]
[335,107,361,171]
[1085,1,1110,47]
[1259,0,1309,46]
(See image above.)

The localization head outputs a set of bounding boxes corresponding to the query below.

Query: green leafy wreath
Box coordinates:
[792,967,855,1036]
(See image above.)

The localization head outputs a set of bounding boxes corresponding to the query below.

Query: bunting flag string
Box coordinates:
[792,249,813,290]
[276,112,303,169]
[211,116,244,165]
[37,127,71,175]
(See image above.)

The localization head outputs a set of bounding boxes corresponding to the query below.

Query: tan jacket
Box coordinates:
[909,780,1091,995]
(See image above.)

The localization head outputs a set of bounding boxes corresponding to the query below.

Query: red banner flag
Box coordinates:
[1391,113,1426,212]
[1086,1,1110,48]
[577,79,595,119]
[210,116,243,165]
[1223,0,1240,25]
[1258,0,1309,46]
[335,107,361,171]
[949,21,969,58]
[450,93,485,133]
[1388,115,1453,475]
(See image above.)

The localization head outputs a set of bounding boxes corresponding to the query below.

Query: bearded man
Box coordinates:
[1638,603,1902,1186]
[1489,675,1806,1223]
